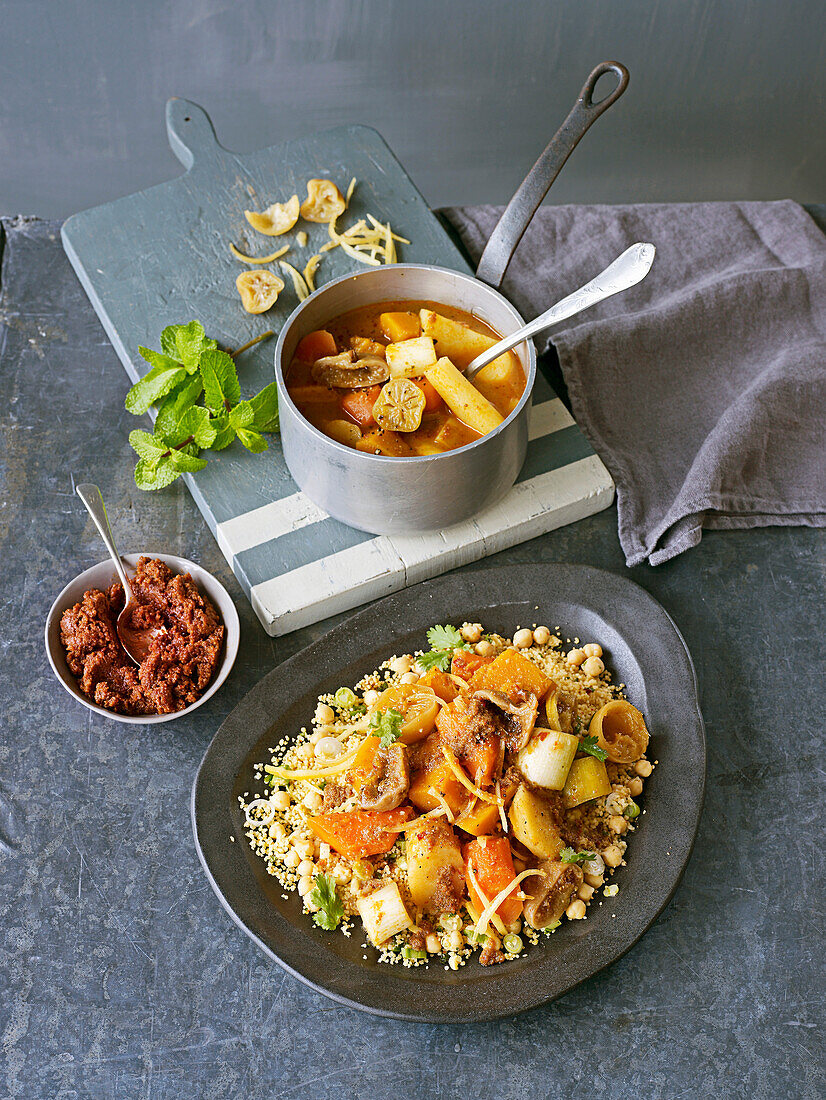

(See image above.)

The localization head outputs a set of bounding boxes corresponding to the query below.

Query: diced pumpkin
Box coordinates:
[287,384,336,405]
[417,667,460,703]
[380,311,421,342]
[307,807,410,859]
[465,836,522,924]
[340,385,381,428]
[469,648,555,702]
[294,329,337,362]
[356,428,412,456]
[507,785,563,860]
[451,650,493,683]
[454,798,501,837]
[408,759,468,817]
[411,376,444,413]
[462,735,500,788]
[406,819,465,913]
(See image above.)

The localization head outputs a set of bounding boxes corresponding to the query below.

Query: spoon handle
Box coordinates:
[465,242,656,379]
[76,484,132,594]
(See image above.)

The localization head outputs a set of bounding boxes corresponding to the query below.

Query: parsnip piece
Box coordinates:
[356,882,413,945]
[319,418,363,447]
[406,820,465,913]
[517,729,578,790]
[244,196,300,236]
[419,310,497,365]
[424,357,504,435]
[385,336,437,379]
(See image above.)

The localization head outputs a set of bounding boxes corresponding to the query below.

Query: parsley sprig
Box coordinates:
[368,707,404,749]
[417,624,470,672]
[308,873,345,930]
[559,847,597,865]
[579,734,607,762]
[125,321,278,490]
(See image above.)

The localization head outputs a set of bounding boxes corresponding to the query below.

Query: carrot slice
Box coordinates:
[295,329,337,362]
[465,836,522,924]
[307,807,411,858]
[340,385,381,428]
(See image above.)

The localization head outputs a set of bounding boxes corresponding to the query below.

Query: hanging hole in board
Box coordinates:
[589,71,620,107]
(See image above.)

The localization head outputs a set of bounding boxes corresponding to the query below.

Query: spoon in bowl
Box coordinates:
[76,483,160,665]
[464,241,655,380]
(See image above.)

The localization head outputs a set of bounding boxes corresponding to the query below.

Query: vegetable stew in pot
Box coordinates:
[285,301,527,456]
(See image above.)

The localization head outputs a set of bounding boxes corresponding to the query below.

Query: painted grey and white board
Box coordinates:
[61,98,613,635]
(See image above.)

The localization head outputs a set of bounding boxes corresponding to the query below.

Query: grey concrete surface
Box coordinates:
[1,218,824,1097]
[2,0,826,218]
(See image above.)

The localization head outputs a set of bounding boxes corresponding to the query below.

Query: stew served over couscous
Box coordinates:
[240,621,655,969]
[284,301,527,456]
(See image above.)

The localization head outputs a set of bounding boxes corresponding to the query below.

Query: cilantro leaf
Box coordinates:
[154,374,204,438]
[249,382,280,433]
[125,363,186,415]
[236,427,268,453]
[368,708,404,749]
[426,624,464,650]
[416,648,453,672]
[200,349,240,412]
[308,873,345,931]
[134,456,183,491]
[559,847,597,865]
[128,430,167,463]
[579,735,607,762]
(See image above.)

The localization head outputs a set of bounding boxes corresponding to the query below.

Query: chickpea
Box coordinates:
[460,623,483,644]
[363,689,380,707]
[532,626,551,646]
[628,776,644,797]
[330,862,351,885]
[602,844,623,868]
[314,736,344,759]
[513,628,534,649]
[284,849,300,869]
[583,872,604,889]
[297,875,314,897]
[566,648,586,667]
[566,899,587,920]
[271,789,290,812]
[608,815,628,835]
[297,859,315,878]
[314,702,335,725]
[582,643,603,659]
[268,821,286,841]
[448,930,464,953]
[425,933,442,954]
[505,918,522,935]
[475,639,495,656]
[634,759,653,777]
[582,656,605,678]
[389,655,413,675]
[294,838,315,860]
[302,791,323,813]
[577,884,595,902]
[400,671,419,685]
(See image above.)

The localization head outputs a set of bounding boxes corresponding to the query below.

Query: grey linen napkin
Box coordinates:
[442,201,826,566]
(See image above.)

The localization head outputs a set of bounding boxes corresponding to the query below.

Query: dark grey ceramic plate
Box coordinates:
[192,564,705,1022]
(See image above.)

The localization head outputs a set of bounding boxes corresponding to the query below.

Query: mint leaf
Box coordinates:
[427,624,464,650]
[236,427,267,453]
[229,400,254,429]
[154,374,204,437]
[159,321,215,373]
[164,405,217,450]
[309,873,345,931]
[579,735,607,762]
[210,415,235,451]
[128,429,167,463]
[200,350,240,411]
[125,363,186,415]
[138,347,182,373]
[249,382,280,432]
[169,450,208,473]
[134,456,183,491]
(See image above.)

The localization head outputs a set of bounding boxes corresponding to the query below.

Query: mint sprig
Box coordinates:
[125,323,277,490]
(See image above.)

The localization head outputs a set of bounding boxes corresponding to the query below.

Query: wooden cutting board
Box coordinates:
[61,98,613,635]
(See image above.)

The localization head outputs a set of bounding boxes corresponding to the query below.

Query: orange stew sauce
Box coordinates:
[284,300,527,456]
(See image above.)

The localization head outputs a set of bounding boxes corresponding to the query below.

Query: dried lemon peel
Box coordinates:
[300,179,347,223]
[303,254,322,292]
[236,270,285,314]
[230,243,290,264]
[373,378,426,432]
[279,259,310,301]
[324,215,409,267]
[244,195,300,236]
[296,230,308,248]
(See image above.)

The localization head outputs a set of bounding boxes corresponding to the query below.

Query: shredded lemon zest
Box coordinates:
[265,739,363,780]
[466,861,508,935]
[495,779,508,833]
[346,177,357,204]
[474,869,544,938]
[303,253,322,292]
[366,214,410,243]
[440,746,498,803]
[427,786,455,824]
[381,807,447,832]
[279,259,310,300]
[230,243,290,264]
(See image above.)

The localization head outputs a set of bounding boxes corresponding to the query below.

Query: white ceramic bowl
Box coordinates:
[45,553,240,725]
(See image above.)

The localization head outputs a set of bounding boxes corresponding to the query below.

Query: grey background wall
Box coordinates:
[1,0,824,218]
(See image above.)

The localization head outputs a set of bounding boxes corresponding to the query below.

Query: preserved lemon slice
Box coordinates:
[300,179,346,223]
[244,195,300,236]
[372,379,426,433]
[236,270,285,314]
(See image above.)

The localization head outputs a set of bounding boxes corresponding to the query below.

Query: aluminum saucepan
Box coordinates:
[274,62,629,535]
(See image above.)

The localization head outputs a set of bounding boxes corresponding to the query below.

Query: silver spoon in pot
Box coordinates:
[76,483,160,665]
[464,241,655,380]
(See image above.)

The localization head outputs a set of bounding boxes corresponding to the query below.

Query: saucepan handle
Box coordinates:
[475,61,630,289]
